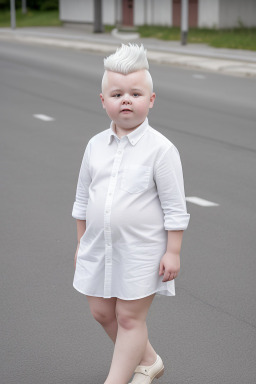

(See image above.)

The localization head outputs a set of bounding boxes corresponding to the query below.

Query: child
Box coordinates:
[72,44,190,384]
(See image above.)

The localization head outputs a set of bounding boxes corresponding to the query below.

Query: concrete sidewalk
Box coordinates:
[1,25,256,77]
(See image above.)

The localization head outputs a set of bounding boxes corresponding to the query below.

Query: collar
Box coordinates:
[107,118,149,146]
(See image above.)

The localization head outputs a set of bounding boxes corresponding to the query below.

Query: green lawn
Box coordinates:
[105,24,256,51]
[137,25,256,51]
[0,9,62,28]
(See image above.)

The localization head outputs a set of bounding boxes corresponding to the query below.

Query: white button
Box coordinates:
[112,173,116,177]
[109,192,112,196]
[106,210,109,213]
[108,243,111,247]
[118,150,122,154]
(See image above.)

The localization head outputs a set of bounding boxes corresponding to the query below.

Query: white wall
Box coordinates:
[219,0,256,28]
[198,0,219,28]
[153,0,172,25]
[59,0,256,28]
[103,0,116,24]
[115,0,122,25]
[60,0,121,25]
[60,0,94,23]
[134,0,172,26]
[134,0,145,25]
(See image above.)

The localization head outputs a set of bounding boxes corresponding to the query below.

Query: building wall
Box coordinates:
[219,0,256,28]
[60,0,94,23]
[134,0,172,26]
[151,0,172,26]
[59,0,256,28]
[198,0,219,28]
[60,0,122,25]
[103,0,116,24]
[115,0,123,25]
[134,0,146,25]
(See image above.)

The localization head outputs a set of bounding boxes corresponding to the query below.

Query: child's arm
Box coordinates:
[72,139,92,221]
[154,144,190,282]
[74,219,86,269]
[159,230,183,282]
[72,141,92,268]
[77,219,86,241]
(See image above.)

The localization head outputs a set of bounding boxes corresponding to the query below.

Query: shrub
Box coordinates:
[40,0,58,11]
[0,0,58,10]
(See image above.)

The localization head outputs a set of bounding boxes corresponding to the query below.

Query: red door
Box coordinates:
[173,0,198,27]
[123,0,134,26]
[173,0,181,27]
[189,0,198,27]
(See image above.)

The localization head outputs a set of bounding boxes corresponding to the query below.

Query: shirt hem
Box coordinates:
[73,281,175,300]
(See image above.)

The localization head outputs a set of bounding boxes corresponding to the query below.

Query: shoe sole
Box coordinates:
[129,364,164,383]
[152,366,164,381]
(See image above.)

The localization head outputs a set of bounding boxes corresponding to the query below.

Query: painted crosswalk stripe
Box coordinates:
[186,196,219,207]
[33,114,55,122]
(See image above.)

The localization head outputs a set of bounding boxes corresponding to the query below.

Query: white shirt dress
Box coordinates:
[72,118,190,300]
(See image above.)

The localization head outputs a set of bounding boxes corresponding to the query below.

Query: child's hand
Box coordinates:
[159,252,180,282]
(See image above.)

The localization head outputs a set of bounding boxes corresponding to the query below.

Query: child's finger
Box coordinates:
[162,271,170,282]
[159,260,164,275]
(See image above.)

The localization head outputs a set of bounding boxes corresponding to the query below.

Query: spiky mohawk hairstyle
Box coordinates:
[103,43,149,74]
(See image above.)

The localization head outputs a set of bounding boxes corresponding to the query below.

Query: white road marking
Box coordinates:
[186,196,219,207]
[192,74,206,79]
[33,114,55,122]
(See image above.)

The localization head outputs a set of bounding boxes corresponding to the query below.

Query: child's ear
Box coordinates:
[100,93,105,109]
[149,93,156,109]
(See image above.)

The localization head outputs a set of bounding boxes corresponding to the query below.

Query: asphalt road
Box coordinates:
[0,40,256,384]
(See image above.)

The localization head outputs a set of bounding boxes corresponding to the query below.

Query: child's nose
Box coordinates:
[122,94,132,104]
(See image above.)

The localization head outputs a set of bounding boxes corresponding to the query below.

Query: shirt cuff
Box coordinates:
[164,213,190,231]
[72,202,87,220]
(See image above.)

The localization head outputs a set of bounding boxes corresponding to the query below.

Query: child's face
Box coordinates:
[100,70,155,133]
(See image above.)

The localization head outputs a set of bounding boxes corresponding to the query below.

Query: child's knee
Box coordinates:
[115,295,155,330]
[116,310,144,330]
[91,307,116,325]
[86,296,117,325]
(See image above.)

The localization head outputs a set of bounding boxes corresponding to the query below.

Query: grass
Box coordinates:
[105,24,256,51]
[137,25,256,51]
[0,9,62,28]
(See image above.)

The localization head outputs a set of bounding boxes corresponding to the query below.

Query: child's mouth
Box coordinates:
[121,109,132,113]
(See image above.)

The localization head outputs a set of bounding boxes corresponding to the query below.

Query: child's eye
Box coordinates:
[113,94,121,98]
[133,93,140,97]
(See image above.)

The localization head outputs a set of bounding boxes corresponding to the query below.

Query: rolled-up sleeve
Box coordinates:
[155,145,190,230]
[72,141,92,220]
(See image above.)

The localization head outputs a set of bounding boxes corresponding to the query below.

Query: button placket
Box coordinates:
[103,143,125,297]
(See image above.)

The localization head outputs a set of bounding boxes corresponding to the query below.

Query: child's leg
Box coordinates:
[104,293,156,384]
[86,295,157,365]
[86,295,118,342]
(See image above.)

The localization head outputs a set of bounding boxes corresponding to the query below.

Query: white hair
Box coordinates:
[104,43,149,74]
[101,43,153,93]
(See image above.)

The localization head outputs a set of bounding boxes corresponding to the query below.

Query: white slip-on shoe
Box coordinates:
[129,354,164,384]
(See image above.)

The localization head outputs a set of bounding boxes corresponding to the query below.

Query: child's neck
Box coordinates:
[114,123,138,139]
